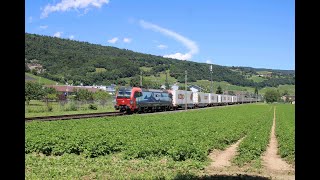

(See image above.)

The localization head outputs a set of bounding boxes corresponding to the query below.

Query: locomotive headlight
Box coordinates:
[130,100,133,104]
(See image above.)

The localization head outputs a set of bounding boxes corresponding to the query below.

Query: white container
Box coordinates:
[197,92,209,107]
[217,94,222,103]
[209,93,219,104]
[232,96,237,103]
[226,95,232,103]
[221,95,227,103]
[171,90,195,108]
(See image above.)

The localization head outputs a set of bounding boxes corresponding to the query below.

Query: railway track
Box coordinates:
[25,111,126,122]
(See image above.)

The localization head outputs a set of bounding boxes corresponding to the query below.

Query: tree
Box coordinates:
[130,76,140,87]
[44,87,57,95]
[43,87,58,110]
[254,87,259,98]
[92,90,111,106]
[282,90,289,96]
[228,91,235,95]
[165,82,170,90]
[74,89,93,102]
[264,89,280,103]
[216,85,223,94]
[177,76,185,83]
[178,85,190,91]
[25,82,45,105]
[25,33,295,89]
[43,87,58,102]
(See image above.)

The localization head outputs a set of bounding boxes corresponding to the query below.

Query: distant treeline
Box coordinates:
[25,33,295,88]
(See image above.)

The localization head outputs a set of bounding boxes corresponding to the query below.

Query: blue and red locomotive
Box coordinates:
[114,87,173,113]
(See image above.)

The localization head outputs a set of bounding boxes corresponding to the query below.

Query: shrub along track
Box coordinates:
[203,106,295,180]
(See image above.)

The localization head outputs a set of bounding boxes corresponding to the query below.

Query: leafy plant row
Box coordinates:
[275,104,295,165]
[233,106,274,166]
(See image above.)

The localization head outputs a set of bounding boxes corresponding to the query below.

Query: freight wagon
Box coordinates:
[170,90,195,109]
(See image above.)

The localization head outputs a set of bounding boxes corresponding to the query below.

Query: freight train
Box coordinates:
[114,86,262,113]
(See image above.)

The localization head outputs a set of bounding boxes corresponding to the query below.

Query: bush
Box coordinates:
[27,107,46,113]
[47,104,53,112]
[88,104,98,110]
[264,89,281,103]
[65,102,77,111]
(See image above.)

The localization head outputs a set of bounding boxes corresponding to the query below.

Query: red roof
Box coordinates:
[45,85,101,93]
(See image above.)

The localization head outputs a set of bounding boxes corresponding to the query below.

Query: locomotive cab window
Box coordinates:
[117,90,131,98]
[161,93,168,97]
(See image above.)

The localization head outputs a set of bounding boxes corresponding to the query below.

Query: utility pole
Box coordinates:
[226,85,228,106]
[165,70,168,89]
[140,71,142,87]
[185,70,187,110]
[210,64,213,93]
[242,91,243,104]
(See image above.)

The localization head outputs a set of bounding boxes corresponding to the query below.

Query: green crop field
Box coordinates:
[139,66,153,72]
[233,106,273,167]
[248,75,266,83]
[25,73,62,85]
[25,103,294,179]
[260,85,295,96]
[275,104,295,165]
[257,71,271,75]
[95,68,107,73]
[195,80,255,93]
[144,73,177,85]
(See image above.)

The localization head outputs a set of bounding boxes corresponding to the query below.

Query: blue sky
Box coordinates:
[25,0,295,70]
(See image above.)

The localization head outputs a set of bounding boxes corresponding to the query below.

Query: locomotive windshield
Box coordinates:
[117,90,131,98]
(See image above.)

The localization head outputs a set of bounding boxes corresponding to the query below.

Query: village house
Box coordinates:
[45,85,102,96]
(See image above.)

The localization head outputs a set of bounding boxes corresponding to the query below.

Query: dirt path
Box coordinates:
[261,106,294,172]
[203,106,295,179]
[206,137,245,170]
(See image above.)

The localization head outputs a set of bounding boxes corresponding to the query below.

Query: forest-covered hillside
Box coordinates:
[25,33,294,88]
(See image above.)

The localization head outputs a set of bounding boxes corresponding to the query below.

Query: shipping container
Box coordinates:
[209,93,219,105]
[196,92,210,107]
[171,90,195,108]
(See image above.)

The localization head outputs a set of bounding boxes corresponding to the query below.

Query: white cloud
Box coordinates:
[39,25,48,29]
[206,60,212,64]
[69,35,75,39]
[157,44,168,49]
[139,20,198,60]
[164,53,192,60]
[41,0,110,18]
[53,32,63,37]
[123,38,132,43]
[108,37,118,44]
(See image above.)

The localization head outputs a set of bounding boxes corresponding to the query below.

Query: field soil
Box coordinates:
[203,107,295,180]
